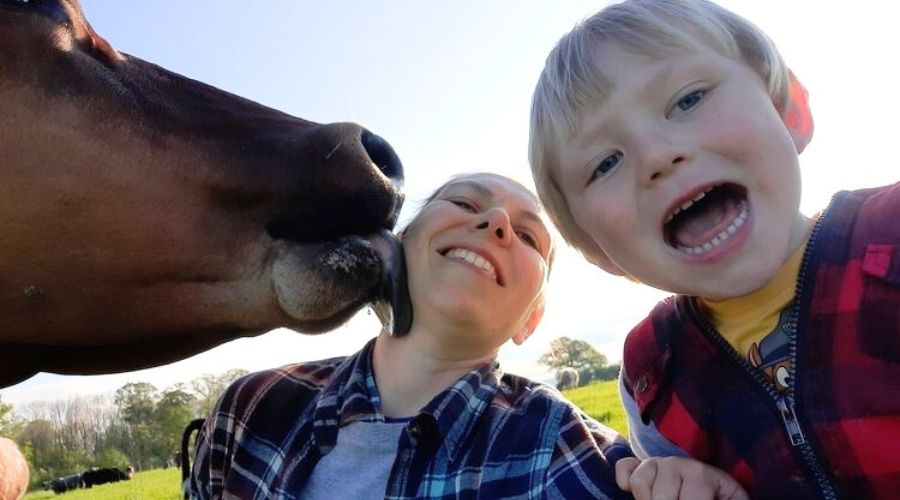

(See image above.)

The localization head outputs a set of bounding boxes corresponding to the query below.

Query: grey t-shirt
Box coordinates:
[297,420,407,499]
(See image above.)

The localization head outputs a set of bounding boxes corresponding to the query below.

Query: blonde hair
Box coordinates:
[529,0,791,275]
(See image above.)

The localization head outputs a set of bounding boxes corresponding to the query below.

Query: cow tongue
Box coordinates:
[669,195,742,248]
[367,231,413,336]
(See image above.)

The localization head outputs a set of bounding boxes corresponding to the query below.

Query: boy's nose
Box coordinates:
[646,154,686,183]
[474,208,512,245]
[634,133,689,185]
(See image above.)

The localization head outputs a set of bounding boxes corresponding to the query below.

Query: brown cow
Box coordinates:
[0,0,409,388]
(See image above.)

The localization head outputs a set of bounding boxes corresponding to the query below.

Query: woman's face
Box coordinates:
[402,173,552,352]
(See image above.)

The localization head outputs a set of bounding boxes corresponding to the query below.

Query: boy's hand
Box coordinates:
[615,456,749,500]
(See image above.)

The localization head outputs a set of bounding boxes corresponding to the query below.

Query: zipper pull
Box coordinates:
[776,396,806,446]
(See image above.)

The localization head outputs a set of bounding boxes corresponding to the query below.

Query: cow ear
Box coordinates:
[782,70,814,154]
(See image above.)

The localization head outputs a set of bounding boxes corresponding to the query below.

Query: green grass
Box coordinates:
[562,379,629,436]
[25,469,182,500]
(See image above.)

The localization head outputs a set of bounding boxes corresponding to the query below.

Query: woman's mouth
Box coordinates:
[663,183,749,256]
[441,247,502,284]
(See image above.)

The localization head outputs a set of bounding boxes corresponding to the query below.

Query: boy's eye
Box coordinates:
[673,89,706,113]
[587,151,622,185]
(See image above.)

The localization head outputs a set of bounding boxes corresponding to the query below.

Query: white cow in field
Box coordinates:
[556,367,580,391]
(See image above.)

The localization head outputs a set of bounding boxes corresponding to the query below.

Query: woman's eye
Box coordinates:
[451,199,477,212]
[588,151,622,184]
[674,89,706,113]
[516,230,539,250]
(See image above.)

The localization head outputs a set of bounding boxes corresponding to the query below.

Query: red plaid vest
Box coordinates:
[622,183,900,499]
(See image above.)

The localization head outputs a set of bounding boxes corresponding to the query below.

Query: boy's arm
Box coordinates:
[618,376,688,459]
[615,456,748,500]
[616,378,746,499]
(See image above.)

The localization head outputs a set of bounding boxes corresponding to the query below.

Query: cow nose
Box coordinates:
[361,130,403,184]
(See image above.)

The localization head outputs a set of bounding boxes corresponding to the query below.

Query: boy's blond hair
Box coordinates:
[529,0,792,275]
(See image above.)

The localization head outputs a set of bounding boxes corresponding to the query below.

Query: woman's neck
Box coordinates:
[371,327,496,418]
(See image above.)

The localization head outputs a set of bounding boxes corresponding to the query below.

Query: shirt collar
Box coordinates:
[420,359,502,461]
[311,337,382,453]
[311,337,504,460]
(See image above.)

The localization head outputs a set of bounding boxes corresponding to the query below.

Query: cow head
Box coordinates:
[0,0,407,386]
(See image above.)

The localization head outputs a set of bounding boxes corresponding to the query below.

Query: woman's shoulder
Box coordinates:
[493,373,627,446]
[494,372,573,413]
[215,355,353,421]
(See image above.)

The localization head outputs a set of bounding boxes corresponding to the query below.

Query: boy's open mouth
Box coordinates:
[663,183,749,255]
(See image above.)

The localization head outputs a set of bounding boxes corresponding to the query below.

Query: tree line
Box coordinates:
[538,336,621,386]
[0,368,247,489]
[0,336,614,489]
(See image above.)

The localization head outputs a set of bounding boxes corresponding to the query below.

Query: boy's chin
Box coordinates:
[693,269,781,301]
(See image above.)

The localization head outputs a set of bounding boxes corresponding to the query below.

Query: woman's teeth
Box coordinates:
[677,203,749,255]
[445,248,497,280]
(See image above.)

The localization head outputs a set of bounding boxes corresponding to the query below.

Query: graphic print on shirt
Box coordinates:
[747,302,797,394]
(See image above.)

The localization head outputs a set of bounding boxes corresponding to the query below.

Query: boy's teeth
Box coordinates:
[677,203,748,255]
[665,187,712,223]
[446,248,496,279]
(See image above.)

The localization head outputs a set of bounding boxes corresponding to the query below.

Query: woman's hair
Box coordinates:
[529,0,790,274]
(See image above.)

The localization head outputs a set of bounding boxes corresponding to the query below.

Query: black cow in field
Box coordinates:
[43,473,83,494]
[82,467,132,488]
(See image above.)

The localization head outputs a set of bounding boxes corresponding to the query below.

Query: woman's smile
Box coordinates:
[441,247,501,284]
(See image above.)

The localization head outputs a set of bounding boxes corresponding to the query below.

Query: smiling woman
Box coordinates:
[189,173,633,499]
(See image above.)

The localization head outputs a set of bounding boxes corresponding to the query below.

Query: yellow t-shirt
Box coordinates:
[700,242,807,393]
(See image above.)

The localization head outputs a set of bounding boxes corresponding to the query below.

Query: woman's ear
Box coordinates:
[782,70,814,154]
[513,298,545,346]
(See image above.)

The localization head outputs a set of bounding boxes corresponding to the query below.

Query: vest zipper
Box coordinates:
[687,192,841,500]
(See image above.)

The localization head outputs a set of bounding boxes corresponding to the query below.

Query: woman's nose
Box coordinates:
[474,208,512,245]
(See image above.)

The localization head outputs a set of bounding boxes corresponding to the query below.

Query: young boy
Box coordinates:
[529,0,900,498]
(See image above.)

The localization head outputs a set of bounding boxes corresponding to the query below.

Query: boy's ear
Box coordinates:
[782,70,814,153]
[513,298,545,346]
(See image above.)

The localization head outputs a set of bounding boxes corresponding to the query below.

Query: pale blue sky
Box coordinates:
[4,1,899,407]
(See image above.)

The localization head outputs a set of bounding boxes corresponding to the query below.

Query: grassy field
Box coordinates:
[24,468,182,500]
[21,381,625,499]
[562,379,628,436]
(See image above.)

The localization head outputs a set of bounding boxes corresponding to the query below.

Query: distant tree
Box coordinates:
[114,382,159,469]
[115,382,158,426]
[0,395,23,437]
[154,384,197,462]
[192,369,249,417]
[590,363,621,382]
[539,337,608,370]
[539,337,609,386]
[19,419,53,468]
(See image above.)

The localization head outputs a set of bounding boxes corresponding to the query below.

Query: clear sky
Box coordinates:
[3,0,899,407]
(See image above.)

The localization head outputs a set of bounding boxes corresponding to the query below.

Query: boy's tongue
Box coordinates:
[669,196,742,248]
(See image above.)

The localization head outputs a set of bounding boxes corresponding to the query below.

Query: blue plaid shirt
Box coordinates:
[191,338,632,499]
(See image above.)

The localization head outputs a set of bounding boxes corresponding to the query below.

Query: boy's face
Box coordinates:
[557,43,811,299]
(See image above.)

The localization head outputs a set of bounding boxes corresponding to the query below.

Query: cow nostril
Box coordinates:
[361,130,403,182]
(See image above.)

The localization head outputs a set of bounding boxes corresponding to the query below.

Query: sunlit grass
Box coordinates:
[562,379,628,436]
[25,468,182,500]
